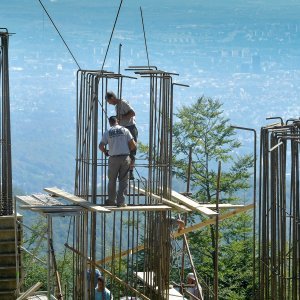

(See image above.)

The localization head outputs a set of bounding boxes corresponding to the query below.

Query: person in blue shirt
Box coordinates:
[95,276,113,300]
[87,266,102,290]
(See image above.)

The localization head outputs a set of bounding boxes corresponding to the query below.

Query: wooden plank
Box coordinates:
[19,205,81,210]
[44,187,110,213]
[199,204,244,209]
[168,287,188,299]
[170,190,218,216]
[96,244,145,265]
[135,272,188,299]
[131,186,191,213]
[172,204,254,238]
[16,194,63,206]
[98,204,254,264]
[135,271,155,287]
[16,195,47,206]
[19,205,84,215]
[109,205,172,212]
[16,282,42,300]
[32,193,63,206]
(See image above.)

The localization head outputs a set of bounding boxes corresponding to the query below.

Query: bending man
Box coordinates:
[99,116,136,207]
[105,91,138,180]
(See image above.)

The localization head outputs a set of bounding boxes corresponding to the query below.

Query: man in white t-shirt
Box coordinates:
[99,116,136,207]
[186,273,203,300]
[105,91,138,180]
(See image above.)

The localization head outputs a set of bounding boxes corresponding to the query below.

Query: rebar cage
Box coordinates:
[72,67,177,299]
[257,120,300,299]
[0,29,13,216]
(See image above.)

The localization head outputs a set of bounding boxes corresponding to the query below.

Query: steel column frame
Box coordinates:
[73,67,176,299]
[0,29,13,215]
[258,121,300,299]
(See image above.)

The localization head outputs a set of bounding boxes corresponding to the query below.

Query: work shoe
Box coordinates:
[117,203,127,207]
[104,199,116,206]
[129,170,135,180]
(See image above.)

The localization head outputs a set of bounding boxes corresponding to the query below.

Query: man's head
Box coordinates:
[187,273,195,284]
[97,276,105,291]
[105,91,118,105]
[109,116,118,126]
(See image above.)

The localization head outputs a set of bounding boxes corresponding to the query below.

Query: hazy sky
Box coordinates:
[1,0,300,192]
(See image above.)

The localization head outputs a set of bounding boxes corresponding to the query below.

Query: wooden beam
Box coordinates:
[16,282,42,300]
[199,204,244,209]
[170,190,218,216]
[131,186,191,213]
[135,271,154,287]
[96,244,145,265]
[135,272,189,299]
[109,205,172,212]
[96,204,253,264]
[19,205,83,211]
[44,187,110,213]
[172,204,254,238]
[168,287,189,300]
[16,195,62,206]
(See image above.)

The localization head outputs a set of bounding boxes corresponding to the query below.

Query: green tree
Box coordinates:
[172,96,254,299]
[22,216,73,298]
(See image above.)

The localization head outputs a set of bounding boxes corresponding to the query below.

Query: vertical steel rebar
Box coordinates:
[257,121,300,299]
[0,30,13,215]
[73,67,177,299]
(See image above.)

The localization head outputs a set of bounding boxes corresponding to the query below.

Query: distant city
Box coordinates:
[1,0,300,193]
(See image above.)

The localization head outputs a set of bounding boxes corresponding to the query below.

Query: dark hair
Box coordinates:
[109,116,118,126]
[97,276,105,283]
[105,91,117,100]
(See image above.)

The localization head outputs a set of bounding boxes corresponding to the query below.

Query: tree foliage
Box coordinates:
[172,96,254,299]
[22,216,73,298]
[173,96,253,203]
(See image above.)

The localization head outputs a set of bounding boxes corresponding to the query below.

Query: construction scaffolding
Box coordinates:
[0,29,22,300]
[15,63,255,299]
[257,119,300,299]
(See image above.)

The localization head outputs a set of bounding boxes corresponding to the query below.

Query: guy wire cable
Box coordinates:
[101,0,124,71]
[37,0,81,69]
[140,7,150,69]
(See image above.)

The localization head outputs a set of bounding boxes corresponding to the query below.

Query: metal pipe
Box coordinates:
[213,161,221,299]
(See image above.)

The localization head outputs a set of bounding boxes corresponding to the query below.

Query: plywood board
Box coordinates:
[44,187,110,213]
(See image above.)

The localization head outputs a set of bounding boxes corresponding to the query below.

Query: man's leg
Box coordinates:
[116,156,130,206]
[126,125,138,180]
[107,157,120,205]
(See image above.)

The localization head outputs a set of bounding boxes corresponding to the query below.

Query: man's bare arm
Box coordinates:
[122,109,135,120]
[99,142,108,155]
[128,139,137,151]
